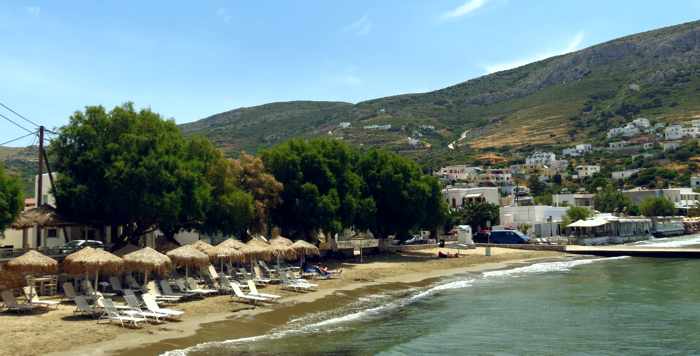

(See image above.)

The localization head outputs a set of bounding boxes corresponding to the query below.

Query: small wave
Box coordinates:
[482,256,628,278]
[634,235,700,248]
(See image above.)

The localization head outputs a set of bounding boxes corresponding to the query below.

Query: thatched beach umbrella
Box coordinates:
[0,269,26,290]
[11,205,77,249]
[190,240,214,254]
[208,244,245,273]
[269,236,297,268]
[241,238,273,262]
[292,240,320,266]
[217,238,246,250]
[63,247,124,298]
[166,245,209,279]
[123,247,172,285]
[6,250,59,300]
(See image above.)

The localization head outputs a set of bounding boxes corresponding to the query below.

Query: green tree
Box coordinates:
[455,201,499,232]
[527,174,545,196]
[262,139,370,239]
[594,184,633,213]
[51,103,253,245]
[639,196,676,217]
[231,152,283,235]
[0,164,23,231]
[566,206,592,222]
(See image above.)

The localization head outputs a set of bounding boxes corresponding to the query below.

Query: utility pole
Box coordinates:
[36,125,44,248]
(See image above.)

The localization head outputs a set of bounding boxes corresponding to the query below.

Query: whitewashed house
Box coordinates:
[661,141,681,151]
[632,117,651,128]
[665,125,684,140]
[525,151,557,167]
[576,165,601,178]
[443,187,500,209]
[692,176,700,190]
[609,141,629,150]
[437,165,482,182]
[562,144,592,157]
[682,126,700,138]
[612,169,641,180]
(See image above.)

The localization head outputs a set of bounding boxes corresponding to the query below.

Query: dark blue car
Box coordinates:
[488,229,530,244]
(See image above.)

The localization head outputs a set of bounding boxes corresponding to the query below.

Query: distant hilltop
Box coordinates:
[180,19,700,167]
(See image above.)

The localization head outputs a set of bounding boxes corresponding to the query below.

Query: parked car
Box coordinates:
[60,240,104,254]
[488,229,530,244]
[404,235,429,245]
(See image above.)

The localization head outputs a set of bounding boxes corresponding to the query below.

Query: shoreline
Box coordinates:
[13,247,567,356]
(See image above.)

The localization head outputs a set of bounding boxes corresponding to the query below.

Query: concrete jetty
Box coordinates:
[565,245,700,258]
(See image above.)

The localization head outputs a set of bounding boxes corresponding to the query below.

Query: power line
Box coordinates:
[0,112,34,134]
[0,101,40,128]
[0,131,37,146]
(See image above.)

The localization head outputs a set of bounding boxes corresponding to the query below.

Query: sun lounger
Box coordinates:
[173,278,211,297]
[23,286,59,309]
[253,266,274,284]
[230,283,271,305]
[107,297,165,323]
[279,271,317,292]
[1,290,38,313]
[63,282,95,303]
[236,267,253,280]
[141,294,184,319]
[126,275,147,293]
[146,281,183,303]
[159,280,197,299]
[109,276,125,294]
[73,295,102,317]
[99,299,148,328]
[185,277,218,295]
[246,280,281,300]
[82,280,116,298]
[122,289,144,307]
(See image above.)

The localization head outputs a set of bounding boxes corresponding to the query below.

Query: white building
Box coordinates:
[661,141,681,152]
[500,205,568,226]
[612,169,641,180]
[525,151,556,167]
[632,117,651,128]
[691,176,700,190]
[437,165,482,182]
[665,125,684,140]
[562,144,592,157]
[478,168,512,186]
[364,124,391,130]
[552,193,595,208]
[609,141,628,150]
[576,165,601,178]
[683,126,700,138]
[338,122,351,129]
[443,187,500,209]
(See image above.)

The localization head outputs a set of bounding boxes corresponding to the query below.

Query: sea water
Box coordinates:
[165,236,700,356]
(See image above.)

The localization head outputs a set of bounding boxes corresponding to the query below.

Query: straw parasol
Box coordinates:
[208,244,245,274]
[241,238,274,263]
[292,240,320,266]
[123,247,172,285]
[190,240,214,254]
[63,247,124,298]
[0,269,26,290]
[10,205,77,229]
[6,250,59,300]
[269,236,297,268]
[217,238,246,250]
[166,244,209,279]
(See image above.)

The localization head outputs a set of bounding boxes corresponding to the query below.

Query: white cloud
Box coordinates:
[483,31,585,74]
[442,0,488,20]
[25,6,40,17]
[216,8,232,23]
[344,15,372,36]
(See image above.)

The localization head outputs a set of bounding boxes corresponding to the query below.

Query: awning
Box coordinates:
[567,219,608,228]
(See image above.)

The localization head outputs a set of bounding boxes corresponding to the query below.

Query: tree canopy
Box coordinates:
[51,103,254,244]
[594,184,635,214]
[0,164,23,232]
[565,206,592,222]
[453,200,499,232]
[640,196,676,217]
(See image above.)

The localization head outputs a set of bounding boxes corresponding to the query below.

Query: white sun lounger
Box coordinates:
[109,276,125,293]
[159,280,197,299]
[99,299,147,328]
[82,280,116,298]
[186,277,218,295]
[22,286,60,309]
[246,280,281,300]
[1,290,38,313]
[73,295,102,317]
[126,275,147,292]
[141,294,184,319]
[231,283,271,305]
[63,282,95,302]
[146,281,183,302]
[106,297,165,323]
[280,271,318,292]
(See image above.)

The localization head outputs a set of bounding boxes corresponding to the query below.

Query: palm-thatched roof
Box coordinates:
[123,247,172,275]
[10,204,78,229]
[5,250,59,275]
[63,247,124,275]
[113,244,140,257]
[291,240,320,256]
[0,269,26,290]
[166,245,209,268]
[241,238,273,261]
[207,244,245,262]
[217,238,246,250]
[190,240,214,254]
[269,236,297,260]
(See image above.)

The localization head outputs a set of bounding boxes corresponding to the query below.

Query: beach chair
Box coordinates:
[73,295,102,317]
[173,278,211,297]
[259,261,279,274]
[236,267,253,281]
[280,271,317,292]
[230,283,271,305]
[246,280,281,300]
[159,280,197,299]
[126,275,147,293]
[99,299,148,328]
[185,277,218,295]
[141,294,184,320]
[83,280,116,298]
[253,266,273,285]
[108,297,165,323]
[63,282,95,303]
[23,286,59,309]
[109,276,125,294]
[122,289,144,307]
[1,290,38,313]
[145,281,183,303]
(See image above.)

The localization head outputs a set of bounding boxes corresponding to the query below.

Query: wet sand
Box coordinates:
[0,247,566,356]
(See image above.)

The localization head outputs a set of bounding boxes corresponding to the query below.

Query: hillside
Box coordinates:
[182,20,700,166]
[0,146,37,195]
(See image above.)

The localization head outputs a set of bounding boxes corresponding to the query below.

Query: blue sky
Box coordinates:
[1,0,699,146]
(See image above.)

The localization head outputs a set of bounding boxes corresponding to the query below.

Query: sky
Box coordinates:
[1,0,700,146]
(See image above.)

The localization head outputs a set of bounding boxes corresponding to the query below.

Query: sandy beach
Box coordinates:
[0,247,565,356]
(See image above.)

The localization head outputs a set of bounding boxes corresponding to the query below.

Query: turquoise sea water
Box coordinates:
[166,236,700,356]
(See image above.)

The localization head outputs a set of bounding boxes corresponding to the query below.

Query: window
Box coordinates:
[47,229,58,238]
